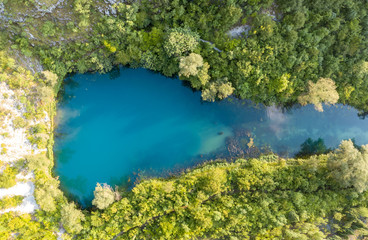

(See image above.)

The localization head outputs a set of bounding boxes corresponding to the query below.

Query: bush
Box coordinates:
[92,183,115,209]
[26,154,52,172]
[164,28,199,57]
[41,21,56,37]
[328,140,368,193]
[13,117,27,129]
[0,166,17,188]
[34,171,62,212]
[61,203,85,234]
[1,143,7,155]
[0,196,24,210]
[27,133,48,149]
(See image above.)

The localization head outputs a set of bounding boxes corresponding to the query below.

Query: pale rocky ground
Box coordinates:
[228,25,251,38]
[228,3,280,38]
[0,68,66,239]
[0,82,44,214]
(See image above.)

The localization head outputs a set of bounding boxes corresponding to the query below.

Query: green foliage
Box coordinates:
[202,79,235,102]
[12,0,367,112]
[75,150,368,239]
[3,1,368,239]
[34,183,61,212]
[0,212,56,239]
[41,21,56,37]
[73,0,91,28]
[92,183,115,210]
[27,133,48,149]
[37,86,54,104]
[0,166,17,188]
[12,116,27,129]
[28,123,49,148]
[41,70,58,88]
[1,143,7,155]
[179,53,203,78]
[0,196,24,210]
[164,28,199,57]
[33,168,63,212]
[298,78,339,112]
[26,153,51,172]
[61,202,85,234]
[328,139,368,193]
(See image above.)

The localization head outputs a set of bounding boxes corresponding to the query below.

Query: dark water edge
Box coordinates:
[53,67,368,207]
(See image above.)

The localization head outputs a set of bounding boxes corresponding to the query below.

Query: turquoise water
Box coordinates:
[55,68,368,206]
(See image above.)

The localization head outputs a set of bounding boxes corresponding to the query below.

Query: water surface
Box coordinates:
[55,68,368,206]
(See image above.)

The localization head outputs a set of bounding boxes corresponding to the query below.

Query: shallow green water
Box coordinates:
[55,68,368,206]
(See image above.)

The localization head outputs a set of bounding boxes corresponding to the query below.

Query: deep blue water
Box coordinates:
[55,68,368,206]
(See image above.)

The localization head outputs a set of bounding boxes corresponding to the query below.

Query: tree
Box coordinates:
[42,70,58,87]
[37,86,54,103]
[74,0,92,28]
[34,177,62,212]
[0,166,17,188]
[360,61,368,75]
[164,28,199,57]
[179,53,203,78]
[41,21,56,37]
[61,203,85,234]
[201,82,218,102]
[179,53,211,89]
[298,78,339,112]
[34,189,57,212]
[327,140,368,193]
[201,80,234,102]
[26,154,51,172]
[196,62,210,86]
[217,81,235,100]
[92,183,115,209]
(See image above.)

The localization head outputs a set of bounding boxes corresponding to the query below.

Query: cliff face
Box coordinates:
[0,0,124,74]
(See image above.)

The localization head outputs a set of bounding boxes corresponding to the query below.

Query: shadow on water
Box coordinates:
[295,138,331,158]
[108,66,121,80]
[358,111,368,119]
[57,175,89,208]
[57,77,79,105]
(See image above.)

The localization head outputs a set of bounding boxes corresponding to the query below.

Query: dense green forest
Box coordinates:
[2,139,368,239]
[1,0,368,111]
[1,0,368,239]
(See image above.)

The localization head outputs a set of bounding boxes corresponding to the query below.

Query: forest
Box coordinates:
[2,138,368,239]
[0,0,368,239]
[2,0,368,111]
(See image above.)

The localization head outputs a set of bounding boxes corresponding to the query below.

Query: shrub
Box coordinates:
[92,183,115,209]
[34,172,62,212]
[298,78,339,112]
[328,140,368,193]
[41,21,56,37]
[61,203,85,234]
[0,196,24,210]
[164,28,199,57]
[13,117,27,129]
[27,133,48,149]
[1,143,7,155]
[26,154,51,172]
[0,166,17,188]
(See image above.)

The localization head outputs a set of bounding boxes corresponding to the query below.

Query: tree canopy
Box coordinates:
[328,140,368,193]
